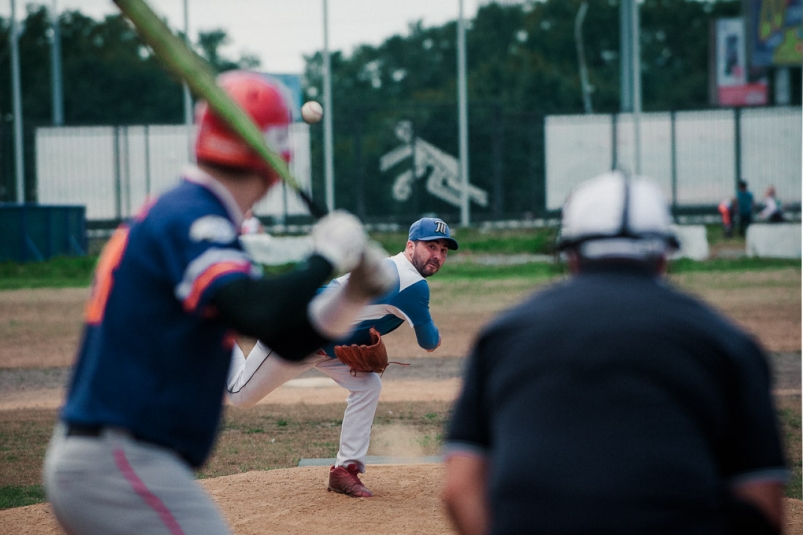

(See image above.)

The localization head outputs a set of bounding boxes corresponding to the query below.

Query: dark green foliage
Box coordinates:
[0,5,260,127]
[303,0,746,121]
[298,0,758,218]
[0,485,46,509]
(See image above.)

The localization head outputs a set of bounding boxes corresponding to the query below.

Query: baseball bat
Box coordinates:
[113,0,327,219]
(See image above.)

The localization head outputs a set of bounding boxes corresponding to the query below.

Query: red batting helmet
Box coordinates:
[194,70,292,186]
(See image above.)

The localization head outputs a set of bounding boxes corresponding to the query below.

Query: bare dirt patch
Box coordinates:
[0,465,454,535]
[0,288,88,369]
[668,268,801,352]
[1,473,800,535]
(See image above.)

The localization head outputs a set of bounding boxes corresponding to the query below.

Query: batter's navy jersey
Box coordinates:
[320,252,439,356]
[446,265,788,534]
[61,167,260,467]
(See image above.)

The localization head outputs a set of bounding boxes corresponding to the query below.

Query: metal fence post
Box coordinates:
[144,124,152,199]
[734,107,742,186]
[611,113,619,170]
[670,110,678,219]
[114,126,121,221]
[122,126,131,218]
[530,115,545,217]
[492,104,504,218]
[354,115,365,220]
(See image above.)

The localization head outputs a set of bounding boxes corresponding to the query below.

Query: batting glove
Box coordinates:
[311,210,367,274]
[345,242,396,300]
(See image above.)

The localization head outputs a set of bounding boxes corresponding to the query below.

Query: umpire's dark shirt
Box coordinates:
[446,263,787,535]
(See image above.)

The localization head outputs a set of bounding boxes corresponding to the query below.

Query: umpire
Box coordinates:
[442,171,788,535]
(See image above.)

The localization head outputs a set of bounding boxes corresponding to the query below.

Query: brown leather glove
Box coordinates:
[334,327,390,376]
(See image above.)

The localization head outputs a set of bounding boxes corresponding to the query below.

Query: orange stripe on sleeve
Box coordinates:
[183,261,251,312]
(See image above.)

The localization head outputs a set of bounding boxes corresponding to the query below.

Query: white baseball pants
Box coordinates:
[226,340,382,473]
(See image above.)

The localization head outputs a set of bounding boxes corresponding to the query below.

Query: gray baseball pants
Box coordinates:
[43,423,232,535]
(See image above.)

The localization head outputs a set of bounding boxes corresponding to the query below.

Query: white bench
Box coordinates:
[670,225,709,261]
[746,224,802,259]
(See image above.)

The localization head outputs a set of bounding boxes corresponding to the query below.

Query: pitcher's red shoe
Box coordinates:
[327,464,373,497]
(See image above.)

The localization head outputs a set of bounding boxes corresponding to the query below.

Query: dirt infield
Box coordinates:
[0,269,800,533]
[0,466,454,535]
[2,469,802,535]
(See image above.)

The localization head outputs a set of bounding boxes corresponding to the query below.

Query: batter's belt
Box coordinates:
[64,423,194,466]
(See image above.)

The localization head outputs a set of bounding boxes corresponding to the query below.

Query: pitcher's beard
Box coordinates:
[411,252,440,278]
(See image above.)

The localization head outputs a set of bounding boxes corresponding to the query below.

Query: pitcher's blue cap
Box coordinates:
[408,218,458,250]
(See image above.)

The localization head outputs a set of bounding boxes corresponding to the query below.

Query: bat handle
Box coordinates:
[298,190,328,219]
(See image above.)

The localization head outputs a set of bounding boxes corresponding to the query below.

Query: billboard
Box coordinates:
[745,0,803,67]
[716,18,768,107]
[264,73,304,122]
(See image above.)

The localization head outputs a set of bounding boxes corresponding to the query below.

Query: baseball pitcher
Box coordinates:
[226,217,457,497]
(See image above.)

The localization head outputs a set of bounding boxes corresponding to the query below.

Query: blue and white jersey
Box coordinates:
[321,252,439,356]
[61,166,260,467]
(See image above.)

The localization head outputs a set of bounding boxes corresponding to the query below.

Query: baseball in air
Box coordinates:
[301,101,324,124]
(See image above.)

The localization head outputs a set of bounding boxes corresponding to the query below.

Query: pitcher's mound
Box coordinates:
[0,464,452,535]
[3,466,801,535]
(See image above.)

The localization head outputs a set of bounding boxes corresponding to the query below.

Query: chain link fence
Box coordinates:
[0,106,799,231]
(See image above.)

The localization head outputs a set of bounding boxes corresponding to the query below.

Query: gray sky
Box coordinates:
[24,0,481,74]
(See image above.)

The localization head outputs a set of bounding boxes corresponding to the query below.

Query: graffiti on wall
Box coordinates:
[379,121,488,208]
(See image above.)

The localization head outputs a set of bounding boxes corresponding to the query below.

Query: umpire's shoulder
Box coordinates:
[478,279,569,339]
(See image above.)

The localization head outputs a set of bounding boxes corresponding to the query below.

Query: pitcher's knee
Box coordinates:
[226,391,258,409]
[361,373,383,399]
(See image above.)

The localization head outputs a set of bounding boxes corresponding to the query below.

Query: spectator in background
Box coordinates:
[718,197,736,238]
[758,186,785,223]
[442,170,788,535]
[736,179,755,237]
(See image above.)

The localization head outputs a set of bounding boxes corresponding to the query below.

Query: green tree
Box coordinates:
[303,0,746,118]
[0,5,259,126]
[299,0,754,219]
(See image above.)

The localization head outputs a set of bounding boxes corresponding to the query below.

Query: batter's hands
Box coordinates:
[344,242,395,300]
[312,210,367,274]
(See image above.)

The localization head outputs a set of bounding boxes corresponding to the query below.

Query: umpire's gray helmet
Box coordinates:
[556,170,679,260]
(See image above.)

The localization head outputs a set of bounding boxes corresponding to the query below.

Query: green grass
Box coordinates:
[777,403,803,500]
[370,226,560,256]
[0,256,97,289]
[668,257,800,274]
[0,485,46,509]
[439,261,563,280]
[0,225,799,290]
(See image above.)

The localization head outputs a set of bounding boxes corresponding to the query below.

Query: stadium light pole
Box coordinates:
[322,0,335,213]
[619,0,633,113]
[575,1,593,114]
[457,0,470,227]
[51,0,64,125]
[630,0,642,175]
[183,0,194,158]
[10,0,25,203]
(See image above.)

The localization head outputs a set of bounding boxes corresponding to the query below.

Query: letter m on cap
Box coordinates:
[434,220,447,234]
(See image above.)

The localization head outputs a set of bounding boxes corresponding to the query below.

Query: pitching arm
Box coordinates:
[395,279,440,350]
[413,321,441,351]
